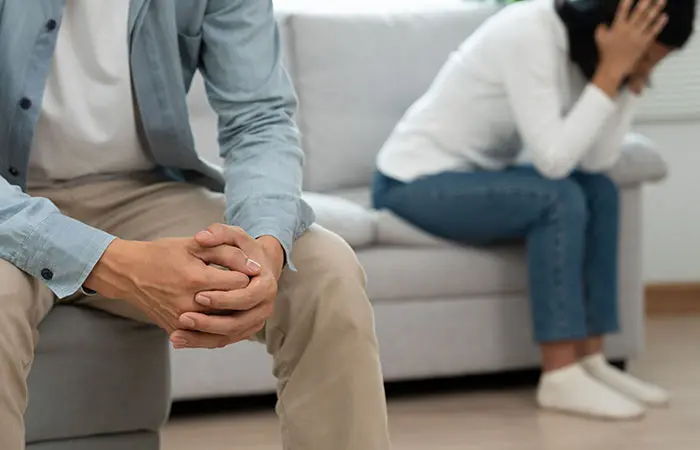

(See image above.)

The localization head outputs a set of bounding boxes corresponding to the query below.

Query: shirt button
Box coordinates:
[19,98,32,110]
[8,167,19,177]
[46,19,58,31]
[40,268,54,281]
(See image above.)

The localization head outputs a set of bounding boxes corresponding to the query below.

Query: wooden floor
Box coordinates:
[163,316,700,449]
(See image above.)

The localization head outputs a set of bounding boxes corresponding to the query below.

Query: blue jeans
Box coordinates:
[372,167,620,343]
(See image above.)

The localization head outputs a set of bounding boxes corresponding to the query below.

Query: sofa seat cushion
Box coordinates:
[26,305,170,444]
[375,211,453,247]
[330,187,447,247]
[357,245,528,302]
[302,192,377,248]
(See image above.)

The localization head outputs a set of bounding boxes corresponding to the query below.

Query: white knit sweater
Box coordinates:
[376,0,638,182]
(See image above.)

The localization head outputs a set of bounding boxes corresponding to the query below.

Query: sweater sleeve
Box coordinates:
[578,90,640,172]
[500,30,619,179]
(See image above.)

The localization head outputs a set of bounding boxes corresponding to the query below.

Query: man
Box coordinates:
[0,1,391,449]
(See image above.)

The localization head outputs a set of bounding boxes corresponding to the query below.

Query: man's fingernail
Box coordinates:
[246,259,261,271]
[196,295,211,306]
[180,316,196,328]
[171,337,186,348]
[196,230,212,239]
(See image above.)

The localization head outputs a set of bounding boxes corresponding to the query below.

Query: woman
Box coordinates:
[373,0,694,420]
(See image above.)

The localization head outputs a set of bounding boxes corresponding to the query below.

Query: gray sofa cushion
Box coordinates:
[27,432,158,450]
[26,306,170,444]
[608,134,668,186]
[287,4,498,192]
[302,192,377,248]
[357,245,528,302]
[331,188,450,247]
[375,211,452,247]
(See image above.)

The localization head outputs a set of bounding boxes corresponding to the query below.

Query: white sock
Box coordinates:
[537,363,645,420]
[581,353,670,407]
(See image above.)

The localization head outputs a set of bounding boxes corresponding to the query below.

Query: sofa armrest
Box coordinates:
[607,133,668,187]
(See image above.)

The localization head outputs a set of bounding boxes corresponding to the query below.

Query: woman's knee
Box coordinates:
[574,173,620,214]
[541,177,588,222]
[278,225,373,336]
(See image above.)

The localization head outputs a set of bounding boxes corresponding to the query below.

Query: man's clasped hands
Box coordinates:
[84,224,285,349]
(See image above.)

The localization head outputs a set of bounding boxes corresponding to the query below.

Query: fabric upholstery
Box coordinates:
[287,5,498,192]
[332,188,449,246]
[26,306,170,444]
[357,246,527,302]
[302,192,377,248]
[27,432,159,450]
[374,211,453,247]
[608,134,668,186]
[371,294,639,382]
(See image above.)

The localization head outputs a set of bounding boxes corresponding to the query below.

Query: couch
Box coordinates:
[173,1,667,400]
[25,307,169,450]
[25,1,669,447]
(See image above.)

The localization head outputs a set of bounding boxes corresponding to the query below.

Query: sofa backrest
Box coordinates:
[285,4,498,192]
[187,5,700,192]
[186,4,499,192]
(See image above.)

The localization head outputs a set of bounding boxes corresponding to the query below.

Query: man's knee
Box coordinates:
[281,225,374,338]
[290,225,367,289]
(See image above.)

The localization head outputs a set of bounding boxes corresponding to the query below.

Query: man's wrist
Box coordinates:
[256,235,285,279]
[84,238,137,297]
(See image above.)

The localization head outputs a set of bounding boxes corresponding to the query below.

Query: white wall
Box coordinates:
[634,122,700,283]
[631,15,700,283]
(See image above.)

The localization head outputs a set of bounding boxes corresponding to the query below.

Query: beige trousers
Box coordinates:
[0,174,390,450]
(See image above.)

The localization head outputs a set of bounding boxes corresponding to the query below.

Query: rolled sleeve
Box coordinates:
[200,0,314,268]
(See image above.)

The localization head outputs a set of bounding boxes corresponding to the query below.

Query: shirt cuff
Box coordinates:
[18,212,116,298]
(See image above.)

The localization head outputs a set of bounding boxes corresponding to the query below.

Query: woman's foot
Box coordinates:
[537,363,646,420]
[581,353,670,407]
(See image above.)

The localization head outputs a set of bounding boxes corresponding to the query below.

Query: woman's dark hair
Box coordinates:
[556,0,696,80]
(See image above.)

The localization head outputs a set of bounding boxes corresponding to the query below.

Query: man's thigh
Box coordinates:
[88,179,227,242]
[69,179,227,322]
[0,258,54,363]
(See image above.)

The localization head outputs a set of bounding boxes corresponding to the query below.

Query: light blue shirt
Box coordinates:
[0,0,314,298]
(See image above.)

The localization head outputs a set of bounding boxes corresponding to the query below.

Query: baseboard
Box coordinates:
[645,283,700,316]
